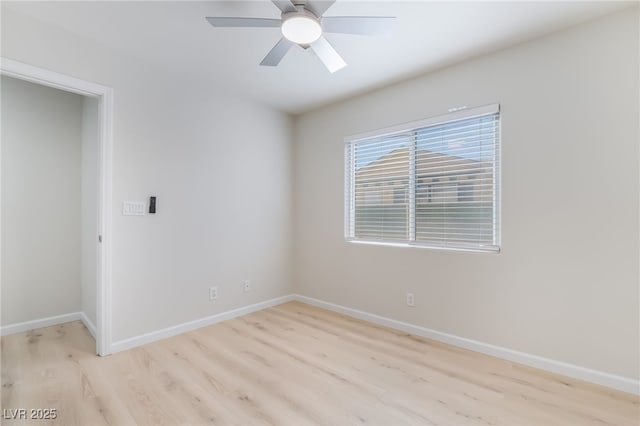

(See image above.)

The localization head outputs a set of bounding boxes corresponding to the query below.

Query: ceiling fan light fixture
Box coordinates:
[206,0,396,72]
[281,13,322,45]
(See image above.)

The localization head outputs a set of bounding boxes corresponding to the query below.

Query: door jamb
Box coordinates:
[1,57,113,356]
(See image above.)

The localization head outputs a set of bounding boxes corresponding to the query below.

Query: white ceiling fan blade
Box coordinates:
[206,17,281,28]
[260,38,295,66]
[310,36,346,73]
[322,16,395,35]
[271,0,297,14]
[305,1,336,17]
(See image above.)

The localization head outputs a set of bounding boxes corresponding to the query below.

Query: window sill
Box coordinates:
[345,239,501,254]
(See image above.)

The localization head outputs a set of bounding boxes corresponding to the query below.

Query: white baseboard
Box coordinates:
[293,294,640,396]
[80,312,97,339]
[42,292,632,395]
[1,312,82,336]
[111,294,295,353]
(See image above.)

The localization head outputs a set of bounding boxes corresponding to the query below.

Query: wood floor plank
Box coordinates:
[234,312,501,424]
[1,301,638,425]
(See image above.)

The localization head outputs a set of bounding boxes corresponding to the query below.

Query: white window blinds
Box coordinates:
[345,104,500,252]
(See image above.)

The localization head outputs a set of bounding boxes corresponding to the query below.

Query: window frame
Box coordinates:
[344,104,501,253]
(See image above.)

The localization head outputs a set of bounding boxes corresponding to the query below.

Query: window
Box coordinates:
[458,181,474,202]
[393,185,407,204]
[345,104,500,252]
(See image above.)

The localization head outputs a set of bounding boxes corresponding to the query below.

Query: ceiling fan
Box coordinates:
[205,0,395,73]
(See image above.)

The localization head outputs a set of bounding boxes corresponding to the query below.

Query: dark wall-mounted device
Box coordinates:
[149,196,156,214]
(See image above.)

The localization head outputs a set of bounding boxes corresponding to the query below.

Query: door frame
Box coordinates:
[1,57,113,356]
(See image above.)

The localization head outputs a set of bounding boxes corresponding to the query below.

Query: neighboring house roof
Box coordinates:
[356,147,490,181]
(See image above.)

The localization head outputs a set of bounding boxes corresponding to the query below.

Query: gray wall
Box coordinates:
[3,2,636,386]
[293,8,639,380]
[2,7,294,342]
[1,76,83,324]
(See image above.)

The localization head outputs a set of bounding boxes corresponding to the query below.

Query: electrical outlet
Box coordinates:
[406,292,415,307]
[209,286,218,301]
[243,280,251,292]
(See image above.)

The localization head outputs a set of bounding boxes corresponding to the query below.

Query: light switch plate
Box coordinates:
[122,201,146,216]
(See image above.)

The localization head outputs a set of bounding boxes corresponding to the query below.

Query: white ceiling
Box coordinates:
[4,1,632,113]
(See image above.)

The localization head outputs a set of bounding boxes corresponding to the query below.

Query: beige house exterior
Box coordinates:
[355,147,494,205]
[353,147,495,241]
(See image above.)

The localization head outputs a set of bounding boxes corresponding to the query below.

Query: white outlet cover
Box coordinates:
[122,201,145,216]
[406,293,415,307]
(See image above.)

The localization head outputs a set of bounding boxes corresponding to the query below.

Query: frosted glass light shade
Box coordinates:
[282,15,322,44]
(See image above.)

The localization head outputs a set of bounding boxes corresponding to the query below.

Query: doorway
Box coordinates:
[0,58,113,356]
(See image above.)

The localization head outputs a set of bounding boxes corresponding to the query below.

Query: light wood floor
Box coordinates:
[2,301,638,425]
